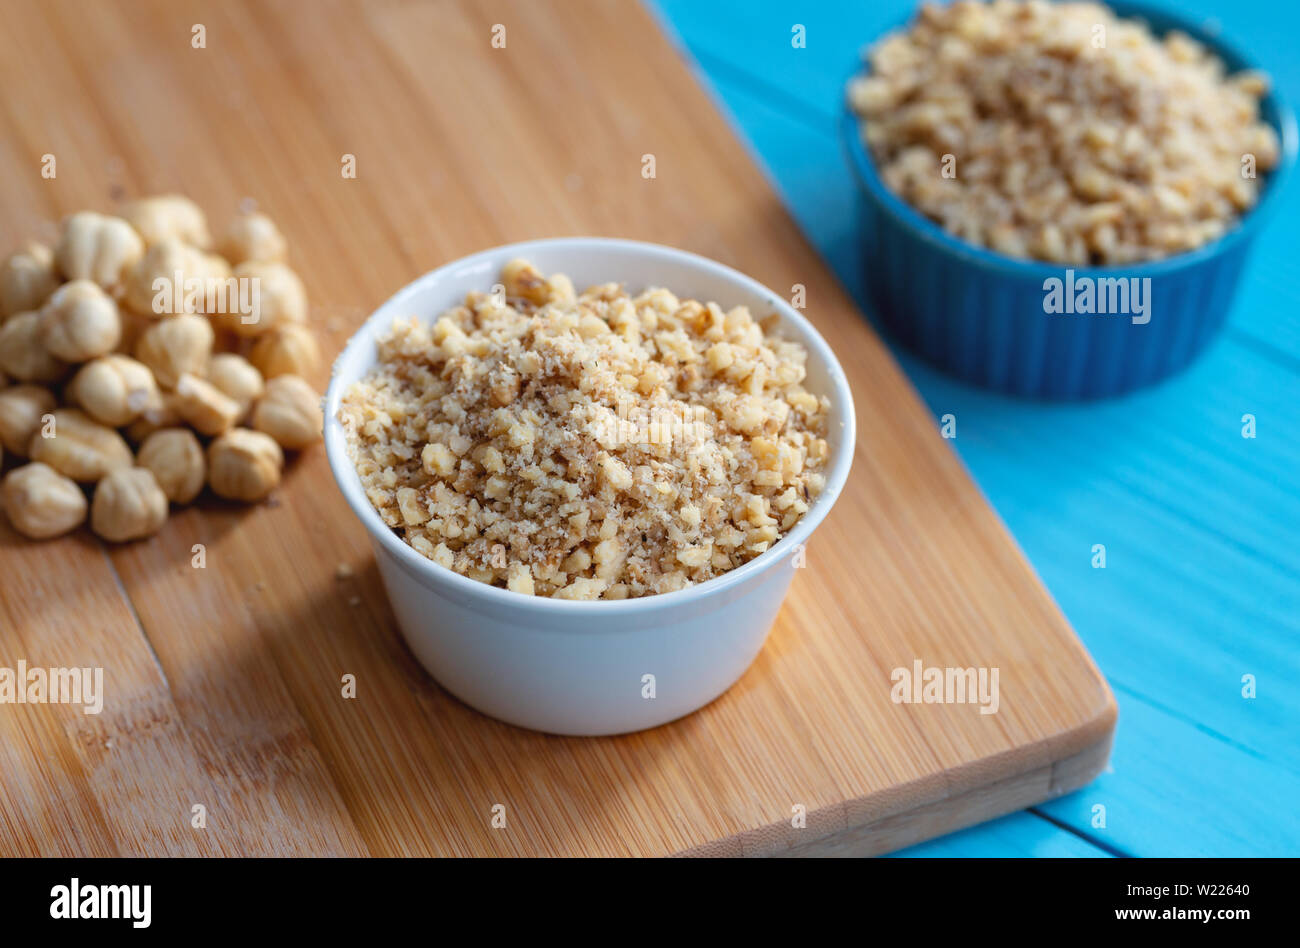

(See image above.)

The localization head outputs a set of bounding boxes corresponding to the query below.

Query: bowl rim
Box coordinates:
[323,237,857,617]
[841,0,1299,278]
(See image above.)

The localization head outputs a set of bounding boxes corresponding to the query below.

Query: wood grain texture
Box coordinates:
[0,0,1114,857]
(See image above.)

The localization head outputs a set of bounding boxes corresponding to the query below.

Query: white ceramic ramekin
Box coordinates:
[324,238,856,735]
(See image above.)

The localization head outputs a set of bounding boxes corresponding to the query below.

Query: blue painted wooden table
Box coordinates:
[650,0,1300,857]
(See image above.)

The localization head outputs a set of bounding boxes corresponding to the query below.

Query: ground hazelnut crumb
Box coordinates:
[847,0,1281,264]
[340,260,830,599]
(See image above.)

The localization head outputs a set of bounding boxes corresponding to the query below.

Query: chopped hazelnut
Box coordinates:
[501,258,555,305]
[340,262,829,598]
[847,1,1283,264]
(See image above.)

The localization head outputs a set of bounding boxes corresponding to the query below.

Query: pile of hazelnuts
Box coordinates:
[0,195,323,542]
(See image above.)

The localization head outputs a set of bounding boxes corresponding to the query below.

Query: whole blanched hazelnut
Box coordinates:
[207,427,283,501]
[67,354,160,427]
[208,352,264,418]
[252,374,322,449]
[2,461,88,539]
[39,280,122,362]
[1,241,60,317]
[222,261,307,337]
[219,211,287,266]
[0,310,68,382]
[135,313,213,388]
[125,390,183,444]
[173,372,240,436]
[249,324,320,379]
[28,407,133,483]
[119,195,212,248]
[0,384,57,455]
[54,211,144,290]
[123,238,229,318]
[91,466,168,542]
[137,428,206,504]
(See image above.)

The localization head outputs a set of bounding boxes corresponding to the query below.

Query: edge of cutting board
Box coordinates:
[683,690,1118,857]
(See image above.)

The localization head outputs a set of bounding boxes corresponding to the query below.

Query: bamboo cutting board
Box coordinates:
[0,0,1115,857]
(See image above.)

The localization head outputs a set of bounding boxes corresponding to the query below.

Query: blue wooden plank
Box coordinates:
[651,0,1300,362]
[1039,687,1300,856]
[646,13,1300,855]
[650,0,895,123]
[894,679,1300,857]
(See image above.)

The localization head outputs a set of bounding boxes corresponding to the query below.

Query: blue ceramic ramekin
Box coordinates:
[843,1,1297,399]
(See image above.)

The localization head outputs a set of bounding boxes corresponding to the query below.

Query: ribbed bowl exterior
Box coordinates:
[842,1,1296,401]
[860,191,1255,399]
